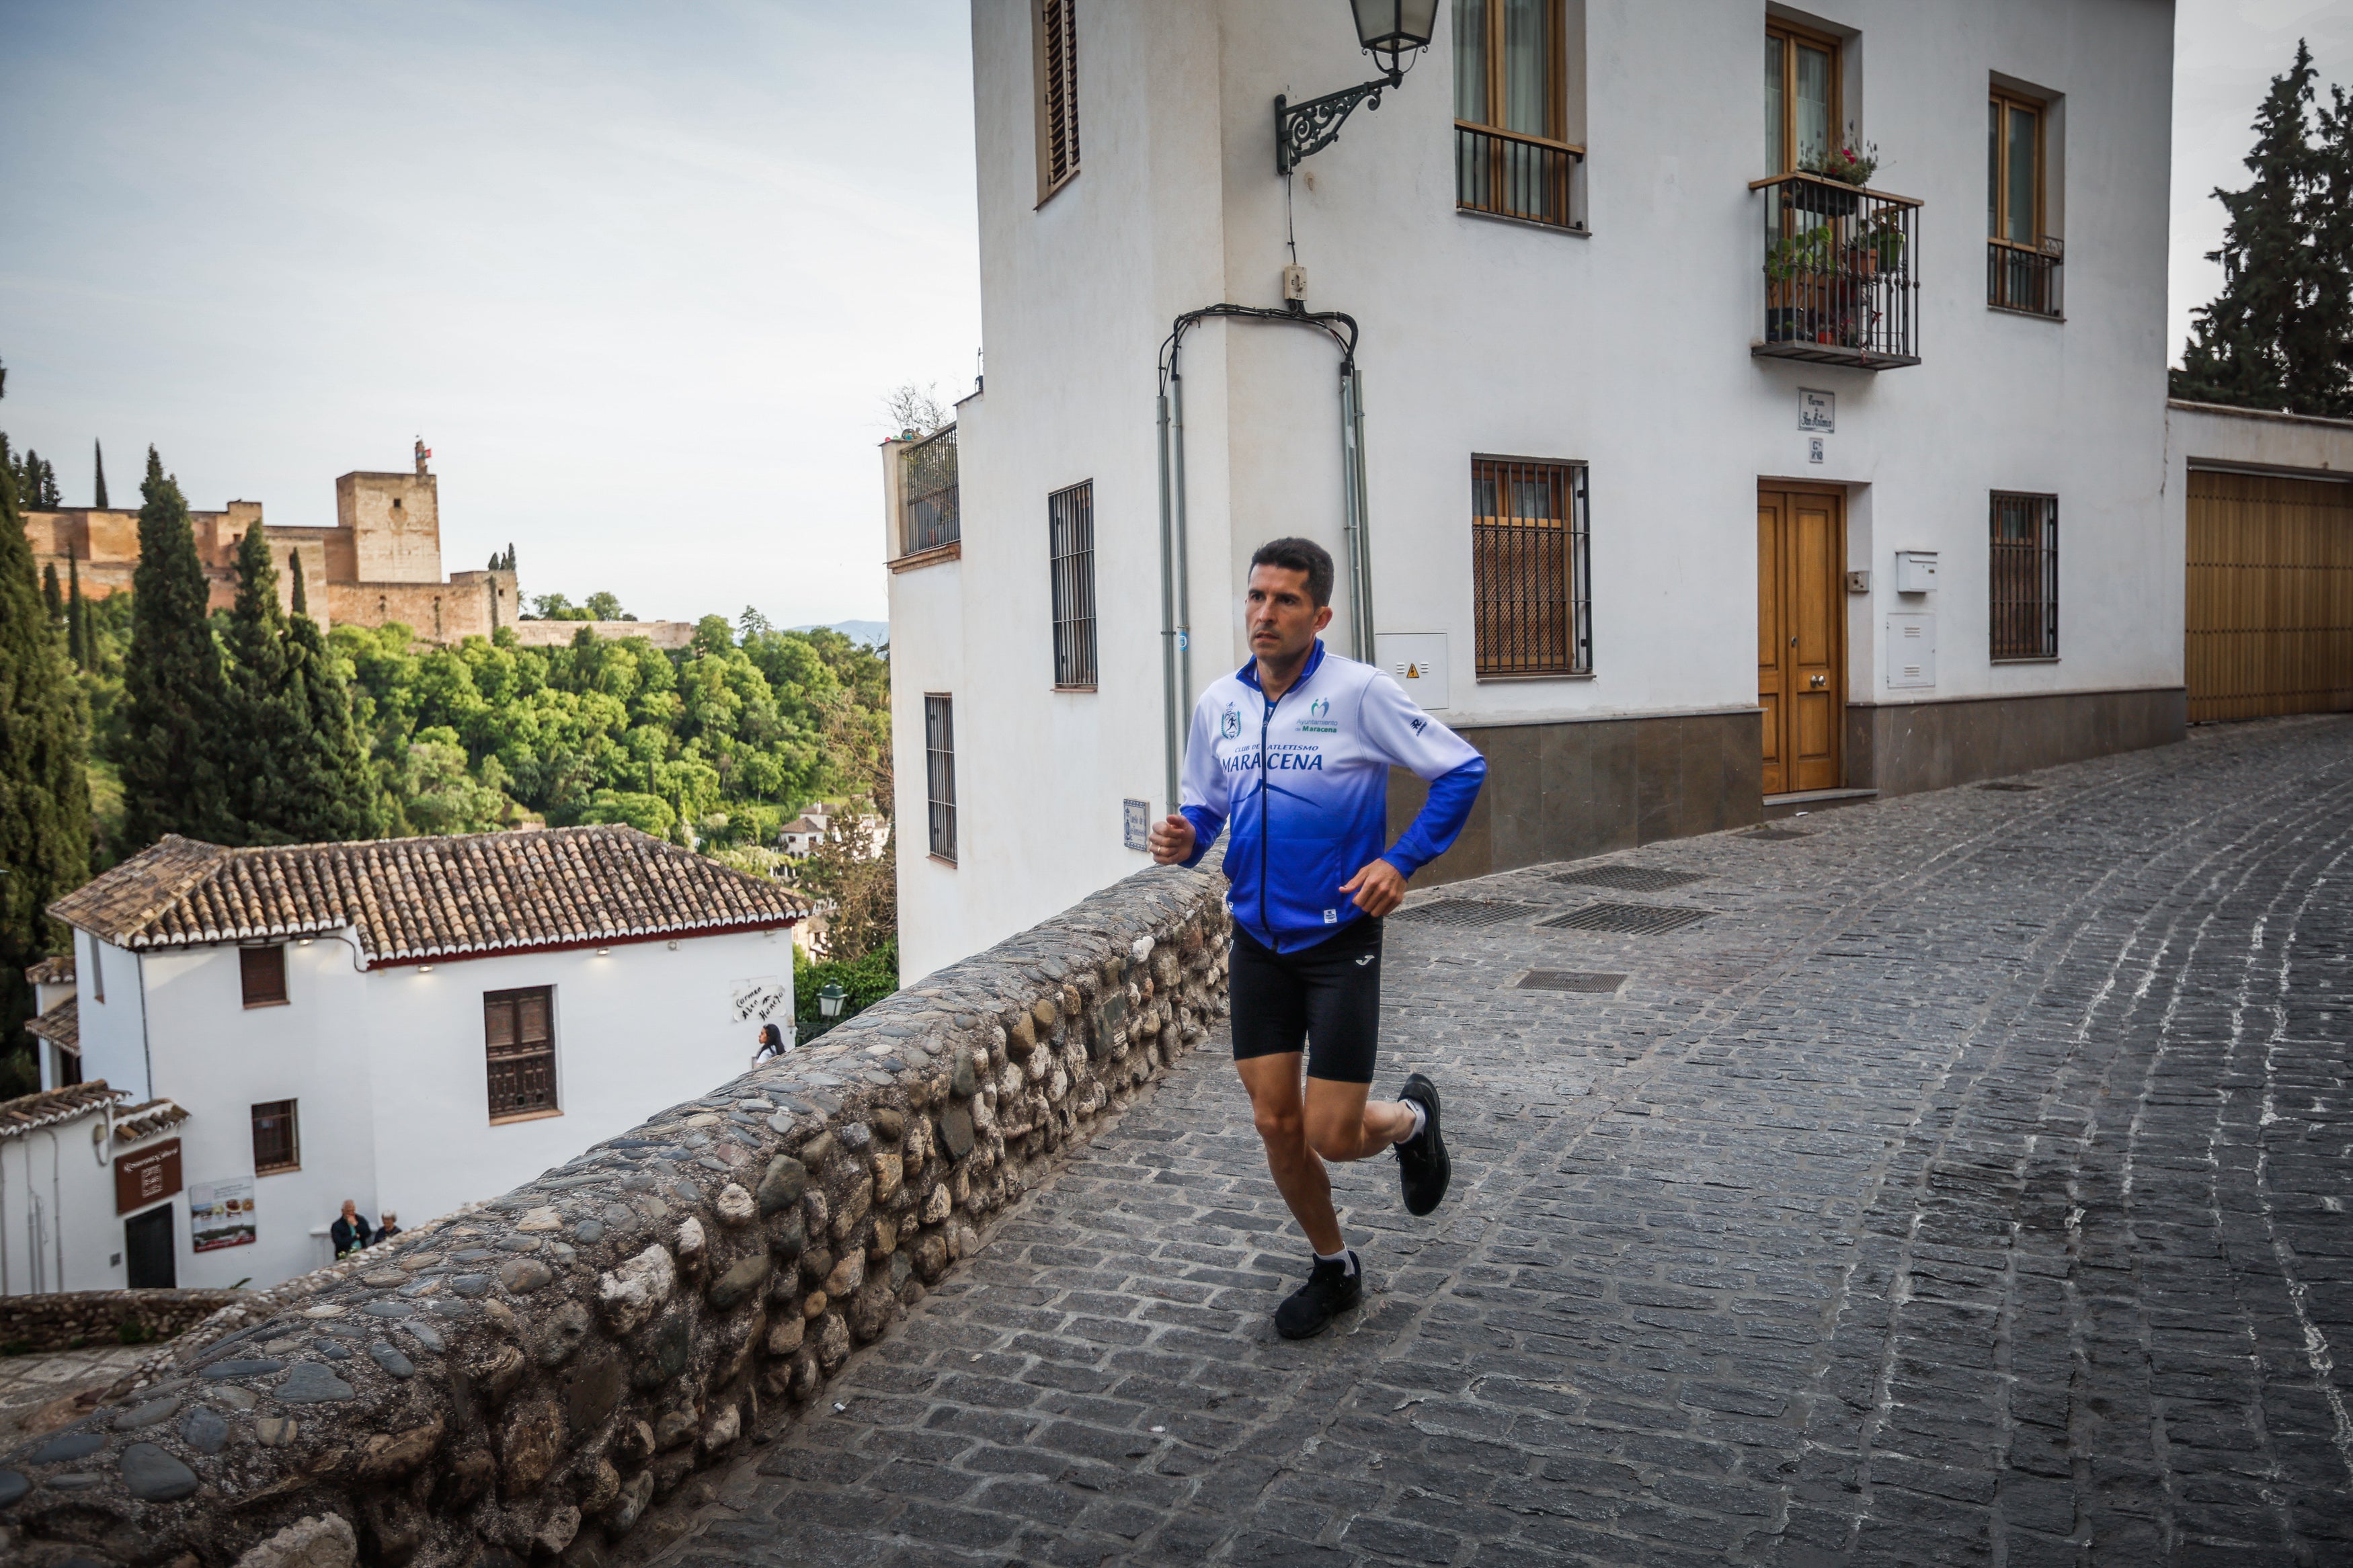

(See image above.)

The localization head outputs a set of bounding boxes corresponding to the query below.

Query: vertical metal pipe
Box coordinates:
[1347,365,1376,661]
[1170,362,1195,710]
[1156,385,1181,813]
[1336,370,1363,660]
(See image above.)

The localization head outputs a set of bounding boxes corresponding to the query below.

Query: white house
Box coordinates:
[34,824,805,1292]
[880,0,2236,981]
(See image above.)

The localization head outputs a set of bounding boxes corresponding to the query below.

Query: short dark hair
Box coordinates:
[1248,536,1336,608]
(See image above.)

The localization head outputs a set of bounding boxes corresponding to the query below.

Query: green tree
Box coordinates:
[92,440,108,509]
[119,446,233,847]
[2174,42,2353,417]
[585,591,632,621]
[218,525,387,843]
[0,450,93,1091]
[41,563,61,625]
[66,559,86,669]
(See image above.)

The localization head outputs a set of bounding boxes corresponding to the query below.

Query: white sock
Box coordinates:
[1315,1245,1358,1276]
[1396,1099,1428,1145]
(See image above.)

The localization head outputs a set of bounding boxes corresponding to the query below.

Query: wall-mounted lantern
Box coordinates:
[1275,0,1441,175]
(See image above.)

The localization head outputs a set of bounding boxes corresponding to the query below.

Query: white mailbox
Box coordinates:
[1886,614,1936,688]
[1374,632,1449,710]
[1894,550,1939,594]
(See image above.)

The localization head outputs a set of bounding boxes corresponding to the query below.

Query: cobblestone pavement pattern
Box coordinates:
[660,718,2353,1567]
[0,1346,153,1445]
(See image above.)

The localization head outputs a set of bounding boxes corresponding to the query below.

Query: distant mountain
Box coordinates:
[790,619,888,648]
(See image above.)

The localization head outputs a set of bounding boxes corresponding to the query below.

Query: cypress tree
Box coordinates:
[288,548,307,616]
[2173,42,2352,417]
[0,446,93,1079]
[119,446,233,847]
[66,559,86,670]
[93,440,108,509]
[42,563,61,625]
[220,524,385,843]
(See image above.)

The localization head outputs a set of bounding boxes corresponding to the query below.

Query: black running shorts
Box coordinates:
[1228,917,1383,1083]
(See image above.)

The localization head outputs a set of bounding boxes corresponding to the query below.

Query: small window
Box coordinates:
[1766,18,1841,175]
[1991,493,2059,661]
[1987,87,2061,316]
[1033,0,1080,201]
[484,987,559,1120]
[1048,481,1098,689]
[925,695,958,864]
[1473,457,1592,677]
[239,944,288,1008]
[251,1100,300,1174]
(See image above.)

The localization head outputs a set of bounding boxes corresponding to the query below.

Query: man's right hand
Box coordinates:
[1148,813,1195,866]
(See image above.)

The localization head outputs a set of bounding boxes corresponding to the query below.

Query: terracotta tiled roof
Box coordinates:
[24,997,76,1053]
[23,954,74,986]
[0,1081,122,1141]
[114,1097,190,1146]
[49,826,809,966]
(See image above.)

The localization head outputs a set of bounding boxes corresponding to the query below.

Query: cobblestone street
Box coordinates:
[660,717,2353,1567]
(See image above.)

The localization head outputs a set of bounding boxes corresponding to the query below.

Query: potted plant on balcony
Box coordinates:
[1765,226,1834,342]
[1794,136,1879,216]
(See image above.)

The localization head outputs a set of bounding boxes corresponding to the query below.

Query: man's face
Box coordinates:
[1244,563,1332,663]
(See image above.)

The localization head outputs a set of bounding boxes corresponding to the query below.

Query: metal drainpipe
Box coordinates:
[1346,365,1377,662]
[1156,389,1181,812]
[1170,362,1195,713]
[1,1135,10,1295]
[48,1130,63,1292]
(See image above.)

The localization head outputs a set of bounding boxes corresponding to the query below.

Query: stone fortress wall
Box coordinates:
[19,454,693,649]
[0,856,1232,1567]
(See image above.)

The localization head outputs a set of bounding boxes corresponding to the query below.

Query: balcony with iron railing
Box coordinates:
[1455,122,1586,232]
[1987,239,2063,319]
[1751,171,1923,370]
[893,423,959,565]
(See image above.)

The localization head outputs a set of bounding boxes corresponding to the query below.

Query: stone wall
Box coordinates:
[0,1292,253,1356]
[0,859,1230,1568]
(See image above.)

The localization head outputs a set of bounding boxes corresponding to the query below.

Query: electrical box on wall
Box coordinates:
[1894,550,1939,593]
[1886,614,1936,688]
[1375,632,1449,710]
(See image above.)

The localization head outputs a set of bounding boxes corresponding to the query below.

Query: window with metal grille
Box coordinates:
[1472,457,1591,677]
[239,944,287,1008]
[1453,0,1583,231]
[1048,481,1097,689]
[251,1100,300,1174]
[1987,87,2062,317]
[898,425,959,556]
[1034,0,1080,200]
[925,694,958,864]
[484,987,559,1120]
[1990,493,2059,660]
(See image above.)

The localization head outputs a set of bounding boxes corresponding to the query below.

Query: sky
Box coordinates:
[1,2,2346,628]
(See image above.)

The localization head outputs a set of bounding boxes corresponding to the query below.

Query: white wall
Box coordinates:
[898,0,2180,977]
[0,1113,127,1295]
[75,924,793,1292]
[2165,401,2353,489]
[75,932,149,1102]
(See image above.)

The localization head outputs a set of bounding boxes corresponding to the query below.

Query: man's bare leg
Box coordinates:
[1236,1055,1419,1253]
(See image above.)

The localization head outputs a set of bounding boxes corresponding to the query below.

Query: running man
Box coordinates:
[1149,537,1486,1339]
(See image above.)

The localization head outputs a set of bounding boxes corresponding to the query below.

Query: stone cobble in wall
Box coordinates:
[0,1292,252,1356]
[0,860,1230,1568]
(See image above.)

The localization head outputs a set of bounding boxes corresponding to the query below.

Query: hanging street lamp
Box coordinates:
[817,982,848,1020]
[1275,0,1441,175]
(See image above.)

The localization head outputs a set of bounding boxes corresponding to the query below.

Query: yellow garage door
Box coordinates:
[2186,468,2353,722]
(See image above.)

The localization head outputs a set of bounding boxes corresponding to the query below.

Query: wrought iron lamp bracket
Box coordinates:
[1275,71,1402,176]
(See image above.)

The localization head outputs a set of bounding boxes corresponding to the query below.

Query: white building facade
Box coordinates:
[886,0,2194,981]
[32,825,803,1293]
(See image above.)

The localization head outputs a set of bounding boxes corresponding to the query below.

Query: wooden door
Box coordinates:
[1758,487,1845,794]
[2186,469,2353,722]
[125,1205,175,1289]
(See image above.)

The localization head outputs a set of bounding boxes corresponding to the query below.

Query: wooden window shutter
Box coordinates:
[1037,0,1080,197]
[240,945,288,1007]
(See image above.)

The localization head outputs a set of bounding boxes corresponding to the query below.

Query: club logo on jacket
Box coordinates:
[1220,704,1241,739]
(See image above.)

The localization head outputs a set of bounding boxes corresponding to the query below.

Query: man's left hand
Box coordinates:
[1339,858,1408,918]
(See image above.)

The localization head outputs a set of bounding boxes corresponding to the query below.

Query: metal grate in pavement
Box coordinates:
[1516,970,1627,993]
[1537,902,1713,935]
[1390,900,1551,930]
[1552,866,1709,893]
[1744,827,1812,841]
[1979,782,2040,792]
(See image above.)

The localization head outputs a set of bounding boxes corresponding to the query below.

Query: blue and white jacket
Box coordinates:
[1179,640,1486,952]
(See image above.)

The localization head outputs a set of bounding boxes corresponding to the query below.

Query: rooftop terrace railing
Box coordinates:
[897,423,959,559]
[1751,171,1923,371]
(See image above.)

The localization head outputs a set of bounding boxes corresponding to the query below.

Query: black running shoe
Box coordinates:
[1395,1073,1450,1216]
[1274,1252,1363,1339]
